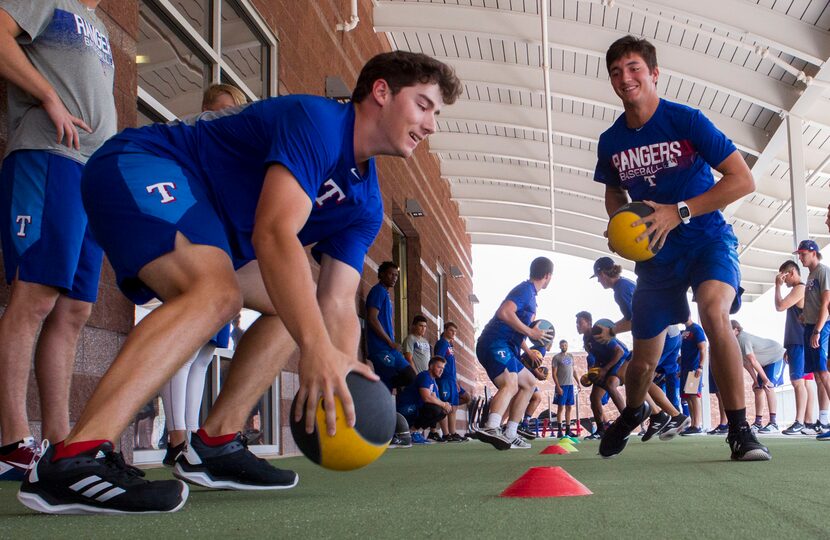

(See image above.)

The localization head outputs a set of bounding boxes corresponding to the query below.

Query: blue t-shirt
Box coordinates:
[585,336,629,368]
[366,282,394,355]
[396,370,438,413]
[680,322,707,371]
[109,95,383,272]
[479,280,538,349]
[613,277,636,321]
[594,99,736,265]
[434,337,456,382]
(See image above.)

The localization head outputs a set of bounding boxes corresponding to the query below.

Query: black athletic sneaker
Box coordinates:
[517,427,537,440]
[658,414,691,441]
[174,432,298,490]
[162,442,185,467]
[641,411,670,442]
[707,424,729,435]
[427,431,442,443]
[18,441,188,515]
[599,402,651,459]
[727,424,771,461]
[583,431,602,440]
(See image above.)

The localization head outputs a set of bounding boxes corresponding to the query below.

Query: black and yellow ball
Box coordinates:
[607,202,660,262]
[290,372,395,471]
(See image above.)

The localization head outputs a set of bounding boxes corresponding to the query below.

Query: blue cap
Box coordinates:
[794,239,819,253]
[590,257,615,278]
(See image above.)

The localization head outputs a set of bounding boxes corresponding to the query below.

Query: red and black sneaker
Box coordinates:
[18,441,188,514]
[0,437,37,481]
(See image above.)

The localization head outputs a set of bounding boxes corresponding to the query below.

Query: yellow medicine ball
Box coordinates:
[290,372,395,471]
[607,202,659,262]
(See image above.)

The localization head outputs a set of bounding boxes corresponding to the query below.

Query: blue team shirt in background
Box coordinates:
[479,280,537,349]
[613,277,636,321]
[434,337,456,382]
[594,99,736,265]
[397,370,438,413]
[680,323,707,371]
[366,282,394,355]
[106,95,382,272]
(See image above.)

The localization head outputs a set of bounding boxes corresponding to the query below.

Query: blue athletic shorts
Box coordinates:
[758,359,784,388]
[475,339,524,383]
[81,141,236,305]
[0,150,103,302]
[436,377,459,406]
[554,384,575,406]
[368,349,411,390]
[786,344,805,381]
[804,323,829,373]
[631,235,741,339]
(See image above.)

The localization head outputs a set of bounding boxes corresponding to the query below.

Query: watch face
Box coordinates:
[679,206,690,219]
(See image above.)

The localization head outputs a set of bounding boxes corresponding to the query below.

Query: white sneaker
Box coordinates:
[509,436,531,449]
[475,427,512,451]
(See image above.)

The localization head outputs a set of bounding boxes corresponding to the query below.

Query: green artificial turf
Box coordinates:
[1,436,828,539]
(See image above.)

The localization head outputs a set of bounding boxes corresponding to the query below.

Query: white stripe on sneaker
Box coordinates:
[81,482,113,498]
[96,487,126,502]
[69,475,102,491]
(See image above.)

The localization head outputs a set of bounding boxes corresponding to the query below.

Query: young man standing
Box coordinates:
[0,0,116,480]
[367,261,416,391]
[402,314,431,373]
[679,319,707,435]
[796,240,830,440]
[775,260,810,435]
[551,340,577,438]
[434,321,465,441]
[18,51,462,514]
[594,35,767,460]
[474,257,554,450]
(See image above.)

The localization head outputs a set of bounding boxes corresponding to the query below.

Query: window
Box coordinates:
[137,0,278,120]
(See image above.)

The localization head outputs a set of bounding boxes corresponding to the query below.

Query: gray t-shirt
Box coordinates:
[2,0,117,163]
[804,263,830,324]
[402,334,431,373]
[737,331,785,367]
[551,352,575,386]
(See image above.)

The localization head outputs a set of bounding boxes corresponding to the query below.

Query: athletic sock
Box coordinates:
[820,410,829,424]
[196,428,236,447]
[726,408,747,433]
[754,415,763,425]
[484,412,502,430]
[52,439,111,462]
[504,421,519,440]
[769,413,777,425]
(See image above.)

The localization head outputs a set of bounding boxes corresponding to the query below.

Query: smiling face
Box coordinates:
[376,82,443,158]
[608,52,660,111]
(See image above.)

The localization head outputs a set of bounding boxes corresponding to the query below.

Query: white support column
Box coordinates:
[786,115,809,267]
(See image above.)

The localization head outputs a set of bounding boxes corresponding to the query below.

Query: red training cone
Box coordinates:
[500,467,592,498]
[540,444,569,455]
